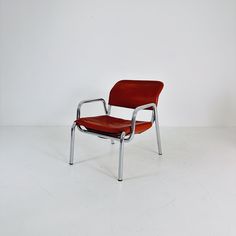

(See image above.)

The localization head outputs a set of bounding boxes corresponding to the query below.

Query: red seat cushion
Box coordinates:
[76,115,152,136]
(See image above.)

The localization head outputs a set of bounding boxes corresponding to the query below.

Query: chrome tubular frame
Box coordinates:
[69,122,76,165]
[69,98,163,181]
[125,103,156,142]
[77,98,108,119]
[154,108,162,155]
[118,132,126,181]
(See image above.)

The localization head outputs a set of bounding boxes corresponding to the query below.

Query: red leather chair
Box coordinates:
[69,80,164,181]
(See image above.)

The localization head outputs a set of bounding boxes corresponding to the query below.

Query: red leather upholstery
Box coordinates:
[76,115,152,136]
[76,80,164,136]
[109,80,164,109]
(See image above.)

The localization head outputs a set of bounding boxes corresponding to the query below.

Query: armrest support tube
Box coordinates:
[77,98,108,119]
[125,103,157,142]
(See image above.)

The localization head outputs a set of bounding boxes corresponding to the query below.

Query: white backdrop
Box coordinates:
[0,0,236,126]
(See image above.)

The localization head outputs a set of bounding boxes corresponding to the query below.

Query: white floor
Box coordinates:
[0,126,236,236]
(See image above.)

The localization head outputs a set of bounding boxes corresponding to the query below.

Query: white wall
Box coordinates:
[0,0,236,126]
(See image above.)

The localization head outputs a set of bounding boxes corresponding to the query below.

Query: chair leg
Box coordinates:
[154,116,163,155]
[111,139,115,144]
[69,122,76,165]
[118,132,125,181]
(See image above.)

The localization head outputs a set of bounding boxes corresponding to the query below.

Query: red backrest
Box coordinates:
[108,80,164,109]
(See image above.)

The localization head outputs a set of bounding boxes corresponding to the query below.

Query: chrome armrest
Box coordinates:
[76,98,108,119]
[125,103,157,141]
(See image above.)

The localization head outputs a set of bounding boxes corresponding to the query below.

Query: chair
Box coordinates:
[69,80,164,181]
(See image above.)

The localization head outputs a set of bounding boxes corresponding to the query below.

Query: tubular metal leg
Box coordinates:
[118,132,125,181]
[154,112,162,155]
[111,139,115,144]
[69,122,76,165]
